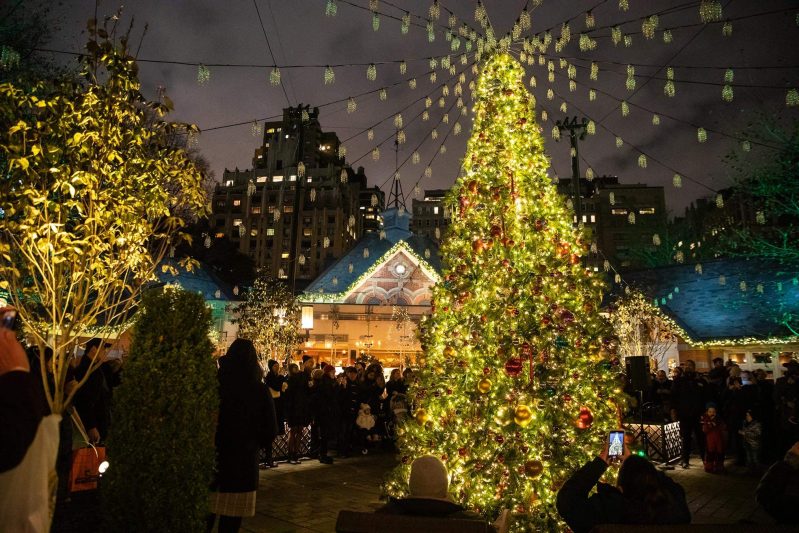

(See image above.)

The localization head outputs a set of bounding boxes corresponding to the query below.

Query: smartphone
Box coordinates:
[0,309,16,330]
[608,430,625,459]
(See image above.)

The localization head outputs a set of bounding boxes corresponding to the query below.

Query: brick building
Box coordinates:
[409,189,451,244]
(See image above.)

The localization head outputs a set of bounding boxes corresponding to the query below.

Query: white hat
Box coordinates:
[408,455,451,501]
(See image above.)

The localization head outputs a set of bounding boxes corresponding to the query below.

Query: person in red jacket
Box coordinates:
[702,403,727,473]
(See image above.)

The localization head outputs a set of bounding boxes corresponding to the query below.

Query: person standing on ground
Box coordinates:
[73,338,112,444]
[774,361,799,456]
[262,360,285,468]
[650,370,673,422]
[739,409,762,472]
[756,441,799,525]
[702,403,726,474]
[337,366,360,458]
[311,363,339,464]
[671,360,708,469]
[207,339,277,533]
[284,358,313,464]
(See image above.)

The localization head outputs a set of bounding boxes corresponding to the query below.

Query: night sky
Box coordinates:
[45,0,799,215]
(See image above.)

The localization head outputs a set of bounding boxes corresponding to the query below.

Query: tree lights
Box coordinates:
[385,53,622,531]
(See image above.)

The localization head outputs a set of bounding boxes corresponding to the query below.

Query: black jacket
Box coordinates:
[339,378,360,418]
[671,372,708,418]
[214,366,277,493]
[73,356,111,438]
[0,371,45,472]
[556,457,691,533]
[284,371,312,427]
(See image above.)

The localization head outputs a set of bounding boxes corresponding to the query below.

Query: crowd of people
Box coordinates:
[263,355,412,466]
[644,358,799,473]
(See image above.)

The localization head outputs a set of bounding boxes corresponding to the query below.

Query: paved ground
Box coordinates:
[239,453,776,533]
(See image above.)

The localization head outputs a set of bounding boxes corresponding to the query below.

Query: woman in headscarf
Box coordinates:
[207,339,277,533]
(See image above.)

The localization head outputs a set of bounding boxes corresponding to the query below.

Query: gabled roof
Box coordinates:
[301,234,441,303]
[622,258,799,344]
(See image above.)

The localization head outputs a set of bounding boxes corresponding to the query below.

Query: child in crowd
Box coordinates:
[739,409,762,471]
[702,403,727,473]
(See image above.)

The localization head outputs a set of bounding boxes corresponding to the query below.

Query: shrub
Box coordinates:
[103,288,218,532]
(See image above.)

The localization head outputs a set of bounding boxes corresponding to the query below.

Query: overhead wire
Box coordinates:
[252,0,290,106]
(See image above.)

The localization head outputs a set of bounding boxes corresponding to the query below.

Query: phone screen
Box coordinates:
[0,310,16,330]
[608,430,625,458]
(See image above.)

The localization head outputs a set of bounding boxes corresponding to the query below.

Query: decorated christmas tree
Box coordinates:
[386,53,623,531]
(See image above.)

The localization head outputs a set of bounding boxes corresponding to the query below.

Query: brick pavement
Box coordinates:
[240,453,777,533]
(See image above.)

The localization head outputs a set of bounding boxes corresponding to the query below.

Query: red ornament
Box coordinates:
[534,219,546,231]
[563,394,573,403]
[490,225,502,238]
[495,434,505,444]
[483,367,491,375]
[467,180,479,193]
[472,238,484,253]
[458,447,468,457]
[576,406,594,430]
[560,310,575,324]
[504,357,523,377]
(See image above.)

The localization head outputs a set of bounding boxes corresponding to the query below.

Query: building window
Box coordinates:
[250,229,258,237]
[225,180,234,187]
[281,252,290,259]
[611,208,628,215]
[582,215,587,223]
[303,228,312,237]
[273,175,283,183]
[289,174,297,182]
[266,228,275,236]
[256,176,268,183]
[233,219,243,227]
[215,200,226,208]
[233,199,241,207]
[640,207,656,215]
[251,207,261,214]
[215,232,225,238]
[590,214,596,223]
[284,206,294,213]
[433,206,439,215]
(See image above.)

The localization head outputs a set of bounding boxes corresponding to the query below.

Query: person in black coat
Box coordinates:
[262,360,285,468]
[557,438,691,533]
[207,339,277,533]
[284,359,313,464]
[72,338,112,443]
[337,367,360,458]
[311,364,340,464]
[671,360,709,468]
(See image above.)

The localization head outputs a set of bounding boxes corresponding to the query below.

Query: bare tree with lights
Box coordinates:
[609,291,676,371]
[231,274,301,366]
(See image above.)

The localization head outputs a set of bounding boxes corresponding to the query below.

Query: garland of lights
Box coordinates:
[299,240,441,304]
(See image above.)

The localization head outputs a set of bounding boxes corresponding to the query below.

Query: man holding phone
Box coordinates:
[557,430,691,532]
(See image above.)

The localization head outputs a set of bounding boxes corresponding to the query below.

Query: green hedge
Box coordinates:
[103,288,218,532]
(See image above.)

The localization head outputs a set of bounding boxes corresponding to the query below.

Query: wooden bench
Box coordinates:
[335,509,510,533]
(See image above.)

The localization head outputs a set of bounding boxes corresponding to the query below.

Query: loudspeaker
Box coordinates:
[626,356,650,391]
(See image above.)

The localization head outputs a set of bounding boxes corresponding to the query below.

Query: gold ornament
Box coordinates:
[514,404,534,427]
[477,378,492,394]
[415,409,430,424]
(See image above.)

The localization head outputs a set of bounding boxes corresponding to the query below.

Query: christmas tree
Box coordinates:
[386,53,622,531]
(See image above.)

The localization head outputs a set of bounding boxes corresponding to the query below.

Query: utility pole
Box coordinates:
[555,116,589,226]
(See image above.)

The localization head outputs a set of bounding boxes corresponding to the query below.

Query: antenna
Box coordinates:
[387,129,407,211]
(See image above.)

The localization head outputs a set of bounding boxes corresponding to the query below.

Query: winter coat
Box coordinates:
[213,341,278,493]
[671,373,708,418]
[741,419,762,450]
[556,457,691,533]
[338,378,360,419]
[284,371,312,427]
[264,371,286,432]
[756,451,799,524]
[311,374,339,423]
[701,414,726,453]
[72,356,111,439]
[0,371,46,473]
